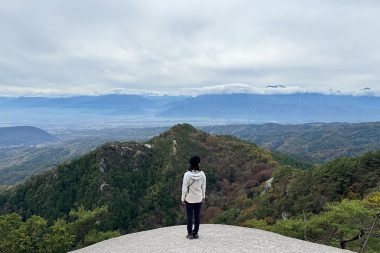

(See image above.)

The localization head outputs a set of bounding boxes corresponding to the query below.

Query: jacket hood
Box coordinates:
[187,170,203,180]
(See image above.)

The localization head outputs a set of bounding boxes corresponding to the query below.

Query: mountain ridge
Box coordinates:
[1,93,379,129]
[0,124,278,227]
[0,126,57,147]
[158,93,380,122]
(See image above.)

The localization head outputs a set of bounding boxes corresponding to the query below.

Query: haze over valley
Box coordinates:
[1,91,379,131]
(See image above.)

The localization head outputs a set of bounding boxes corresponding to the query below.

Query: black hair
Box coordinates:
[188,155,201,171]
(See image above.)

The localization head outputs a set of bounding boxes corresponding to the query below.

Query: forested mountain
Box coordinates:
[0,124,379,252]
[0,124,278,228]
[0,126,57,146]
[203,122,380,163]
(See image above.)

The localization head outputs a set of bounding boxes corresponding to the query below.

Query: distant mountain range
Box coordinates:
[159,93,380,122]
[1,93,379,128]
[0,126,57,147]
[203,122,380,163]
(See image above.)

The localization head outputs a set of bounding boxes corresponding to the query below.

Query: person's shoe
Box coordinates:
[192,232,199,239]
[186,233,194,239]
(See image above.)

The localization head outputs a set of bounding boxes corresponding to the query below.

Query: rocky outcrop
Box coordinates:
[99,158,107,173]
[264,177,273,193]
[70,224,353,253]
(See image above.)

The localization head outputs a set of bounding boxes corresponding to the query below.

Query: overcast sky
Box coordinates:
[0,0,379,96]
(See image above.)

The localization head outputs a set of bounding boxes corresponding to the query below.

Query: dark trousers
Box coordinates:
[186,202,202,234]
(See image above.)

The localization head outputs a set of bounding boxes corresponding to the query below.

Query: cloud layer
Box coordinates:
[0,0,379,96]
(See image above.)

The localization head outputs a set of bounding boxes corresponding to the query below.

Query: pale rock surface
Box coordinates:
[70,224,354,253]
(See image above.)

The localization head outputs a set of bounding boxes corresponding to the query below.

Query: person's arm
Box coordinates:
[181,173,188,203]
[202,172,206,201]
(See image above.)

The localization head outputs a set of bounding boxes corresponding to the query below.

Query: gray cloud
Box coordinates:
[0,0,379,96]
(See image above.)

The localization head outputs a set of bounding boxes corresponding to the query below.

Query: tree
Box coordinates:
[69,205,108,247]
[244,199,379,251]
[307,200,373,250]
[0,213,22,253]
[83,230,120,247]
[41,219,75,253]
[18,215,47,253]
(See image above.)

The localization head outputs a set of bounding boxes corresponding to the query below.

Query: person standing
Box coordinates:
[181,155,206,239]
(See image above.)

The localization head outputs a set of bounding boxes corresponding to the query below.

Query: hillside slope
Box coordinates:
[232,151,380,252]
[211,150,380,222]
[0,127,167,186]
[0,137,108,185]
[70,224,353,253]
[0,126,57,146]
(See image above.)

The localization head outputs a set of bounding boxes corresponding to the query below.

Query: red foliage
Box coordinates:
[203,206,222,222]
[246,179,259,188]
[255,163,271,174]
[252,170,272,183]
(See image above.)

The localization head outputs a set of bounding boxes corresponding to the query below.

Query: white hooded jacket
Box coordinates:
[181,170,206,203]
